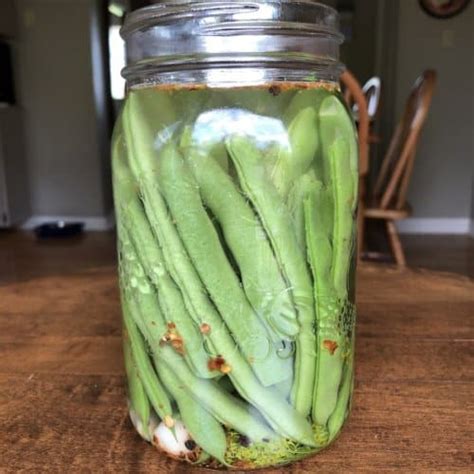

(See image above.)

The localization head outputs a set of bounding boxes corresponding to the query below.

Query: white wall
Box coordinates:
[17,0,112,228]
[393,1,474,234]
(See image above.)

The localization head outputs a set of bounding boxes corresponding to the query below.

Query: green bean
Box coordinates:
[283,89,329,126]
[121,295,174,425]
[271,107,318,198]
[158,353,276,443]
[218,375,236,394]
[226,137,316,417]
[328,355,354,441]
[269,89,328,197]
[122,97,316,446]
[205,140,229,172]
[121,247,276,443]
[123,330,151,440]
[183,143,299,341]
[318,95,358,299]
[272,375,293,401]
[123,230,315,446]
[287,169,321,250]
[118,235,167,346]
[313,326,345,428]
[330,138,356,298]
[228,359,315,445]
[121,258,276,443]
[304,182,345,428]
[195,451,212,465]
[156,362,228,464]
[280,90,330,249]
[113,142,213,379]
[155,142,291,387]
[180,117,230,172]
[306,95,357,427]
[121,98,223,332]
[303,183,334,297]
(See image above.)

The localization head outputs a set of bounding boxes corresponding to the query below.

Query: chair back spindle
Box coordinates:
[373,70,437,210]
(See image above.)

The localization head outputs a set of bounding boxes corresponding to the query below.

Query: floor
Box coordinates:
[363,219,474,278]
[0,230,116,285]
[0,230,472,283]
[402,234,474,278]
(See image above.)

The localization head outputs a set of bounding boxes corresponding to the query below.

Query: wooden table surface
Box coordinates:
[1,260,473,472]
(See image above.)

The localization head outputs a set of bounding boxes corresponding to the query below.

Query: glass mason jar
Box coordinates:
[113,1,357,469]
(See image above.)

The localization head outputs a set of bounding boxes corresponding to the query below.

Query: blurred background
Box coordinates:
[0,0,472,277]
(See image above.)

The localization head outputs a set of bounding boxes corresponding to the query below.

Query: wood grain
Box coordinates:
[0,236,473,472]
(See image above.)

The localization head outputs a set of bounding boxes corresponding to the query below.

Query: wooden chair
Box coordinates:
[345,75,383,144]
[363,70,437,266]
[361,77,383,145]
[351,77,382,122]
[340,70,370,261]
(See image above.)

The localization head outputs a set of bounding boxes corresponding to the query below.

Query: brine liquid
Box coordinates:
[113,82,357,470]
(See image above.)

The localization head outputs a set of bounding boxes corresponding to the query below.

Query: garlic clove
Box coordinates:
[152,420,196,459]
[129,408,151,442]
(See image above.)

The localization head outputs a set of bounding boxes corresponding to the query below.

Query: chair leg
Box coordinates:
[386,220,406,267]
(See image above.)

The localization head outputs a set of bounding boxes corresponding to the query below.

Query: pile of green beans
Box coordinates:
[113,83,357,469]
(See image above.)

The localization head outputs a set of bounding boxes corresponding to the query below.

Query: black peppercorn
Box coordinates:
[185,439,197,450]
[238,435,251,447]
